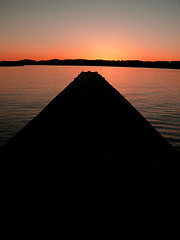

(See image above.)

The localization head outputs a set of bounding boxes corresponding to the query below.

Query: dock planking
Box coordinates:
[2,71,180,225]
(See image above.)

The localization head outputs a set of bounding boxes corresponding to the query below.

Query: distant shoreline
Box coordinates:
[0,59,180,69]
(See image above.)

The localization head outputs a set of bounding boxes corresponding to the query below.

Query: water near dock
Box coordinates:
[0,65,180,151]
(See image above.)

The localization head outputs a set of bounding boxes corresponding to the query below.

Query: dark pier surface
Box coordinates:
[3,71,180,226]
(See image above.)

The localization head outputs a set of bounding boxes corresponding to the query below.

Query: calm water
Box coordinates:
[0,66,180,151]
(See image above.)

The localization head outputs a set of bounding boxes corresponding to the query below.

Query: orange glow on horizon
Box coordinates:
[0,39,180,62]
[1,48,180,62]
[1,56,180,62]
[1,39,180,62]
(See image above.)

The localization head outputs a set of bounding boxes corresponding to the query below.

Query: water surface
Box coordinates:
[0,66,179,151]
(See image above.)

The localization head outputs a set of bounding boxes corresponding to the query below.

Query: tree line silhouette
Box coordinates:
[0,59,179,69]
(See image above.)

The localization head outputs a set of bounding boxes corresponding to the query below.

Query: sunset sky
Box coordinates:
[0,0,180,61]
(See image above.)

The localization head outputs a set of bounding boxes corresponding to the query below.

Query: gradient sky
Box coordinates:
[0,0,180,61]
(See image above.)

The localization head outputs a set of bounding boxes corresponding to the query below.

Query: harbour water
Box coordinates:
[0,65,180,151]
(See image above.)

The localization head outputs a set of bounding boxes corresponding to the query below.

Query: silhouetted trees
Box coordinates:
[0,59,179,69]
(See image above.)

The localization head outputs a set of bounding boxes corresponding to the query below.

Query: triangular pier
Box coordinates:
[3,71,180,225]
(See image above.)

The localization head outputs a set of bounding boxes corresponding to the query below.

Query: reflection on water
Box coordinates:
[0,66,180,151]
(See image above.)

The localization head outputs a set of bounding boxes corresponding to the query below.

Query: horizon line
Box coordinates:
[1,58,180,62]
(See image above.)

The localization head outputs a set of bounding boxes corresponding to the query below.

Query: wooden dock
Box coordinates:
[2,71,180,225]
